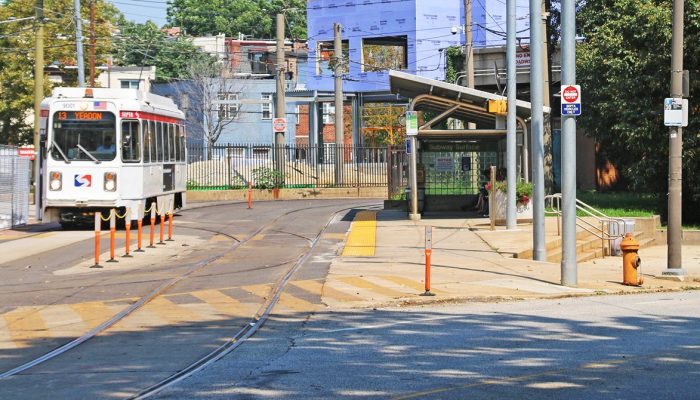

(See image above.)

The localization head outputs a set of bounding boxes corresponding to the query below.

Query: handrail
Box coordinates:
[544,193,632,257]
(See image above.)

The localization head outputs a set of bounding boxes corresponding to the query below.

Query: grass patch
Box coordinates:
[575,191,658,218]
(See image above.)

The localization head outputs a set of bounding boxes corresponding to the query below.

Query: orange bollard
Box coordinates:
[135,218,144,252]
[123,209,133,258]
[158,211,165,245]
[107,209,118,263]
[420,226,435,296]
[91,212,102,268]
[166,211,174,241]
[148,206,156,248]
[248,181,253,209]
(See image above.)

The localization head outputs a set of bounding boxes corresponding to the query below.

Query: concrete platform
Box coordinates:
[326,211,700,309]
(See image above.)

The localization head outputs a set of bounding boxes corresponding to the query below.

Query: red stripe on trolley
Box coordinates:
[120,111,183,124]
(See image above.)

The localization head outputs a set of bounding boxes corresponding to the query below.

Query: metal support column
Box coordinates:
[560,0,577,286]
[529,0,546,260]
[506,0,517,230]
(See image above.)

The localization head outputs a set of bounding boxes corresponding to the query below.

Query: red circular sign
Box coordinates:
[562,86,579,103]
[273,118,286,132]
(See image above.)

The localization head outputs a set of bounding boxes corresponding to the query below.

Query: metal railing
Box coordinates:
[544,193,629,257]
[0,145,30,229]
[187,143,393,190]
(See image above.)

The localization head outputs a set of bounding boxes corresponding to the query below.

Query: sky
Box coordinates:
[111,0,168,25]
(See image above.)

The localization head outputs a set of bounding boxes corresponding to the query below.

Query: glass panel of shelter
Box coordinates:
[420,142,499,196]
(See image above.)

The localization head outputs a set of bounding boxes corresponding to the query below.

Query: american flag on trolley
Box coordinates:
[93,101,107,110]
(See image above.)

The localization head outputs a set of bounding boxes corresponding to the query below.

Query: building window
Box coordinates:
[361,36,408,72]
[316,40,349,76]
[261,94,272,120]
[120,80,140,89]
[217,92,239,120]
[322,102,335,124]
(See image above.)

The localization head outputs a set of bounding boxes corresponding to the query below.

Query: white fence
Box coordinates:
[0,145,30,229]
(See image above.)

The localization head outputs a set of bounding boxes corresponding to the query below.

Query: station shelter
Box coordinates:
[388,71,538,217]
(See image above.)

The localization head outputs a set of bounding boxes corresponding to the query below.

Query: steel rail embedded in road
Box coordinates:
[130,205,353,399]
[0,201,376,380]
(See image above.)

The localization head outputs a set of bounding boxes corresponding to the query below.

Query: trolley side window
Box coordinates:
[121,120,141,163]
[149,121,157,163]
[178,125,186,162]
[168,124,176,161]
[156,122,164,162]
[51,111,116,162]
[142,121,150,163]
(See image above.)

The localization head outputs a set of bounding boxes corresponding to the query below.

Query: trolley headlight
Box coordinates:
[104,172,117,192]
[49,171,62,191]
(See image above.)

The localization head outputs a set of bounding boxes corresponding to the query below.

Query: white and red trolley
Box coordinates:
[38,87,187,227]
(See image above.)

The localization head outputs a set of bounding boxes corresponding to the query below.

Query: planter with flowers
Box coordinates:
[492,180,533,223]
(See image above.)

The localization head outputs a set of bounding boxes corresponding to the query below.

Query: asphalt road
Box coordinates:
[156,291,700,400]
[0,199,380,399]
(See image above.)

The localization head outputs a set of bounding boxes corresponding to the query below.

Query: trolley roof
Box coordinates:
[44,88,184,120]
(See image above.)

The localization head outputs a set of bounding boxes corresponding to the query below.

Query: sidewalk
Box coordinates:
[323,210,700,308]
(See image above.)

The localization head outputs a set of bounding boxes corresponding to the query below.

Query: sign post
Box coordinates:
[420,226,435,296]
[560,84,581,116]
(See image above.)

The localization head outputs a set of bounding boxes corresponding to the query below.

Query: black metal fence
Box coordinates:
[187,143,406,190]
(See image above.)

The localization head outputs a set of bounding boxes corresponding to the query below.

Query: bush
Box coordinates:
[252,167,285,189]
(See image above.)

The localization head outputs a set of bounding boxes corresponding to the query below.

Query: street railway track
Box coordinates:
[0,200,378,386]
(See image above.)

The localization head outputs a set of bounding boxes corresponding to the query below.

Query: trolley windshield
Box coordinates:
[51,111,117,162]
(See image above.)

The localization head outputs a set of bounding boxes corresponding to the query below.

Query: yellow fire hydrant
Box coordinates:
[620,233,643,286]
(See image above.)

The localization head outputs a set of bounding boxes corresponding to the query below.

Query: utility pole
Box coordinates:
[560,0,577,286]
[664,0,686,278]
[464,0,475,130]
[464,0,474,89]
[275,13,286,181]
[529,0,546,261]
[74,0,85,87]
[334,22,344,185]
[89,0,95,86]
[33,0,44,207]
[505,0,517,230]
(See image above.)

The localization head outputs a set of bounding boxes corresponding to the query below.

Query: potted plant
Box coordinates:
[252,167,286,199]
[492,180,533,222]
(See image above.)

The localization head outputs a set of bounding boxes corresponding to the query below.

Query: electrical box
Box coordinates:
[487,99,507,116]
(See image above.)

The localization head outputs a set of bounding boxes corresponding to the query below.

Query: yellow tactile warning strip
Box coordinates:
[342,211,377,256]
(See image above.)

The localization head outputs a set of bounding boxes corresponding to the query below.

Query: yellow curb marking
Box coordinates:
[3,307,48,347]
[190,289,254,318]
[378,275,444,295]
[290,279,364,303]
[146,297,204,323]
[338,276,407,298]
[0,315,18,350]
[70,301,123,330]
[342,211,377,257]
[278,293,321,312]
[40,304,86,337]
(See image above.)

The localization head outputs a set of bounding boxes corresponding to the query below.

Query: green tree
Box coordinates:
[166,0,307,39]
[112,18,216,82]
[577,0,700,223]
[0,0,118,144]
